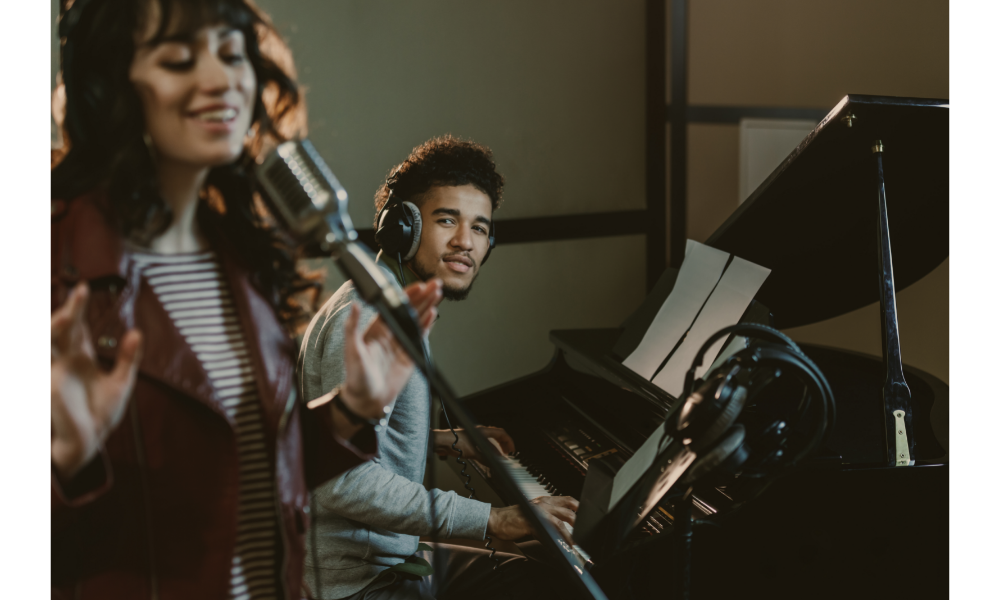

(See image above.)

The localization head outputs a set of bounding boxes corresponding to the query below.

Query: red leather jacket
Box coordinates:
[51,193,374,599]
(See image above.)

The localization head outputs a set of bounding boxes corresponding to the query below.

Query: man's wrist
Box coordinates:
[486,506,498,536]
[432,429,450,451]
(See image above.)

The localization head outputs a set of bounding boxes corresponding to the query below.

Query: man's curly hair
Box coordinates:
[373,135,504,228]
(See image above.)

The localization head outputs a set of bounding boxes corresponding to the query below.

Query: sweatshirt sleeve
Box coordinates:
[303,287,491,540]
[314,461,491,540]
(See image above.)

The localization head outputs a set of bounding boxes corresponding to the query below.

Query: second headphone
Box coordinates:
[673,323,835,487]
[374,187,496,266]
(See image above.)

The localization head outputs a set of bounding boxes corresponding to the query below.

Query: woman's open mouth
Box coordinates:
[195,107,238,123]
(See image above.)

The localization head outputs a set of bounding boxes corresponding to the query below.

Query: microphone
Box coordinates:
[254,139,423,347]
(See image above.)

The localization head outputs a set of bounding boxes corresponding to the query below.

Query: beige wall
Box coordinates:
[687,0,948,107]
[256,0,647,228]
[681,0,949,382]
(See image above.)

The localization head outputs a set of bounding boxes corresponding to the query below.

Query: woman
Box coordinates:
[50,0,441,598]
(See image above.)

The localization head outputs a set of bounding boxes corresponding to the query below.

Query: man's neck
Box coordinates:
[376,252,422,288]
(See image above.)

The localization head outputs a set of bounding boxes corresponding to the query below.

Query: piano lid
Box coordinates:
[704,94,948,329]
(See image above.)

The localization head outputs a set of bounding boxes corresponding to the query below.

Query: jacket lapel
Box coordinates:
[130,274,221,416]
[54,194,232,422]
[54,194,297,435]
[218,249,297,446]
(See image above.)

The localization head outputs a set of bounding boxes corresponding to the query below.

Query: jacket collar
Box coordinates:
[52,192,129,282]
[53,193,295,436]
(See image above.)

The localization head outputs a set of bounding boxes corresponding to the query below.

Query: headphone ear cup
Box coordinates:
[678,366,739,440]
[399,201,422,261]
[682,424,747,485]
[481,223,495,265]
[375,201,413,257]
[688,385,747,454]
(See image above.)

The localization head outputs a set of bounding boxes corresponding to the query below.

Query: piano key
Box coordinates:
[502,455,556,498]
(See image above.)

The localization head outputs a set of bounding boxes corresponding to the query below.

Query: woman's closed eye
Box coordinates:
[161,59,195,71]
[219,38,246,65]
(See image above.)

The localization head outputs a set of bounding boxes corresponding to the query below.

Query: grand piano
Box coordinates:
[446,95,949,599]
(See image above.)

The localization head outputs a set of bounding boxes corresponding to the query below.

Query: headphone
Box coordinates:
[374,179,496,269]
[673,323,835,487]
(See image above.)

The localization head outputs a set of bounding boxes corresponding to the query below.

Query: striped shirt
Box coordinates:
[132,250,280,600]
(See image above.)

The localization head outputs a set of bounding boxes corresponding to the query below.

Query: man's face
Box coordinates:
[407,184,493,301]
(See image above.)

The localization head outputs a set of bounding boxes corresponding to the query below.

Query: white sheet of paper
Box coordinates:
[632,446,698,527]
[608,422,674,512]
[652,256,771,395]
[622,240,730,379]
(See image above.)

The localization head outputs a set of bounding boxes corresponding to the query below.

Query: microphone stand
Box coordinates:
[330,240,609,600]
[674,489,693,600]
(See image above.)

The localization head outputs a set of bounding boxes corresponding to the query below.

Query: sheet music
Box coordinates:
[652,256,770,395]
[608,254,769,512]
[608,420,674,512]
[631,446,697,527]
[622,240,730,379]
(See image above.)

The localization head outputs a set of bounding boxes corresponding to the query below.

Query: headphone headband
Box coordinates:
[683,323,802,398]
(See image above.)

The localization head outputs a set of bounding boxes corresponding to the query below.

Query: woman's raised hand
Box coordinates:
[340,279,443,421]
[51,283,143,479]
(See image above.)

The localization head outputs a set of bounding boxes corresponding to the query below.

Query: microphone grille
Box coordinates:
[256,140,351,243]
[261,151,320,217]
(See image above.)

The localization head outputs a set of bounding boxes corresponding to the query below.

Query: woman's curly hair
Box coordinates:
[52,0,318,330]
[373,135,505,228]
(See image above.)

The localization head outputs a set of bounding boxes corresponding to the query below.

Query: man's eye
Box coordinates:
[438,218,455,225]
[221,53,245,65]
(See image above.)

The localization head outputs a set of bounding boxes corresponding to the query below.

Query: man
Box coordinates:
[298,136,578,599]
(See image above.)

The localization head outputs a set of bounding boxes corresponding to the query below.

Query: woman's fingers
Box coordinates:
[403,279,442,336]
[345,303,363,349]
[420,305,438,334]
[406,278,443,309]
[51,282,88,353]
[107,330,144,398]
[51,283,142,478]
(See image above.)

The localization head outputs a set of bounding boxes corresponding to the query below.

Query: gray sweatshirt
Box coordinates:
[297,258,490,598]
